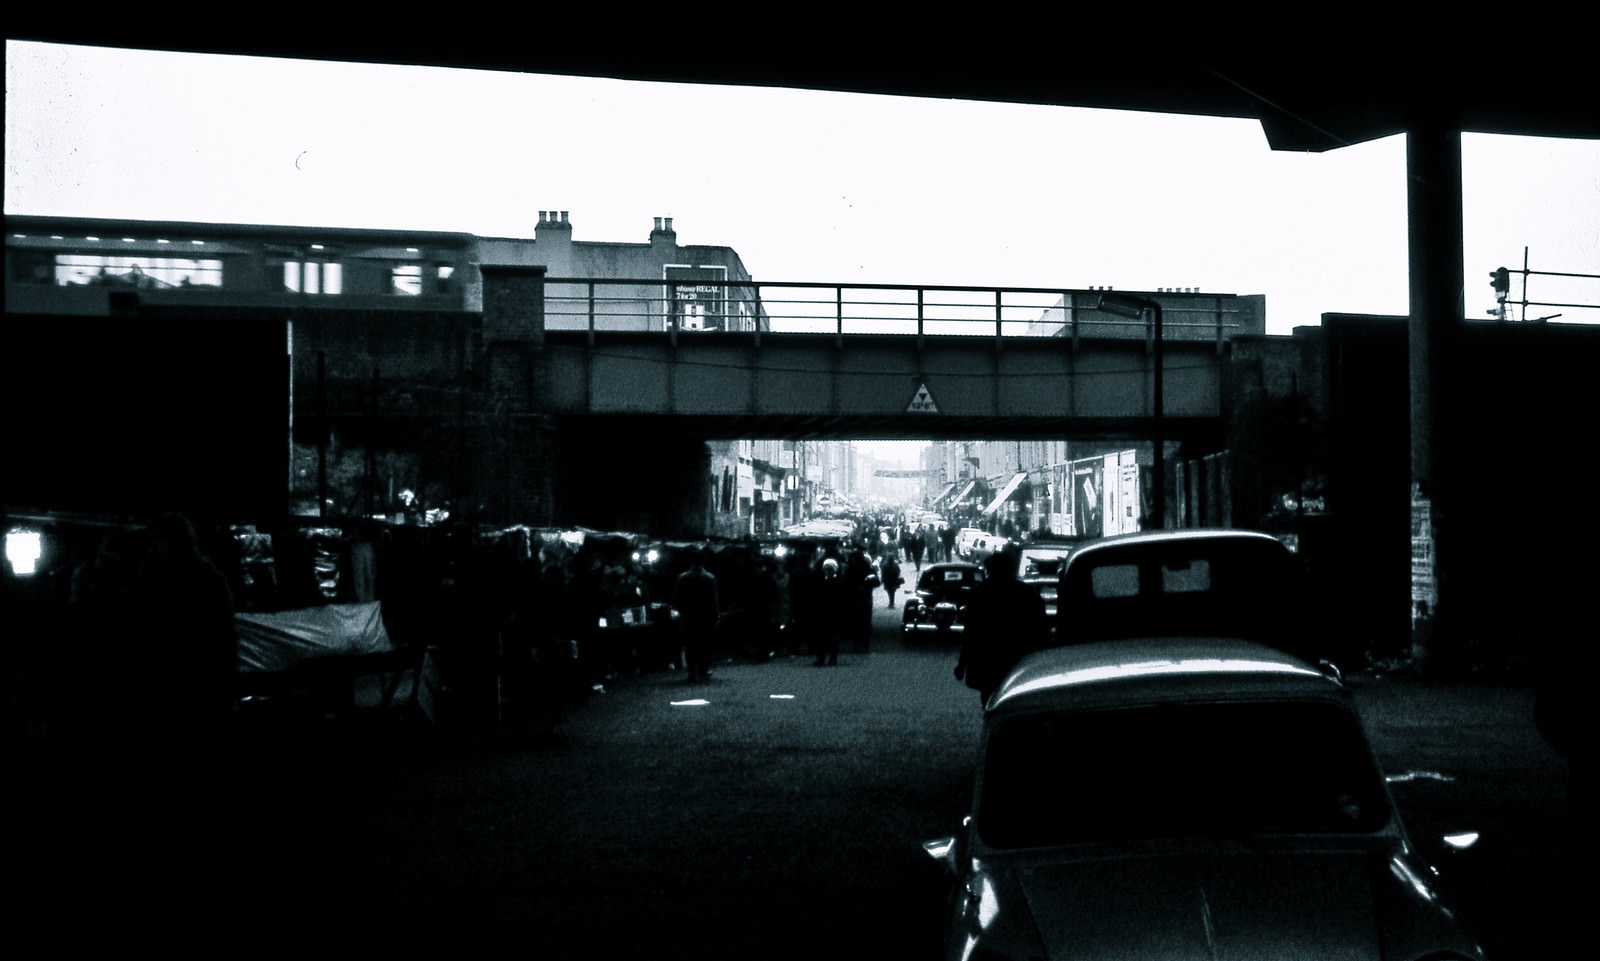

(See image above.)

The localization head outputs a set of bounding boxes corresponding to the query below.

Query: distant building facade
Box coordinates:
[931,288,1270,538]
[1026,288,1267,342]
[478,211,767,333]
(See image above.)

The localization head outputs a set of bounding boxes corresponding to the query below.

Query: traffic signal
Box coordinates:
[1490,267,1511,301]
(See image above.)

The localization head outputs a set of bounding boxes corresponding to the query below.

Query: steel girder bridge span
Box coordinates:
[515,280,1242,447]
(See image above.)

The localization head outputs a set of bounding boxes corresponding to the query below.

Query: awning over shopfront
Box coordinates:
[929,482,958,507]
[950,479,977,508]
[981,472,1028,515]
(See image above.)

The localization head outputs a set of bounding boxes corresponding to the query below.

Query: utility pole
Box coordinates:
[1094,293,1165,529]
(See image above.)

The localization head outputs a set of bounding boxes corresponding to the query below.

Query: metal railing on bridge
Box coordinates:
[543,279,1250,344]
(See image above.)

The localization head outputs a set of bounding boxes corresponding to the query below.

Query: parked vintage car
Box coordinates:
[1015,541,1074,628]
[923,637,1487,961]
[1054,527,1330,667]
[954,527,994,558]
[901,561,985,637]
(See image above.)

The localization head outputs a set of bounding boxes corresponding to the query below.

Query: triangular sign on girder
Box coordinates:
[907,383,939,413]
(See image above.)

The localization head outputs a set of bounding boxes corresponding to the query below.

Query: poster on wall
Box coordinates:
[1117,453,1141,534]
[1072,459,1105,538]
[1411,484,1436,623]
[664,265,727,331]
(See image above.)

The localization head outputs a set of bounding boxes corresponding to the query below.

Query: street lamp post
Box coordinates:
[1095,293,1164,529]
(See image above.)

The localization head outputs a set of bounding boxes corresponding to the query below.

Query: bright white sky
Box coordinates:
[6,40,1598,336]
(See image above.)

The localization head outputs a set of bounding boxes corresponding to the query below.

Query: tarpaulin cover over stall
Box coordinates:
[234,601,437,721]
[235,602,394,672]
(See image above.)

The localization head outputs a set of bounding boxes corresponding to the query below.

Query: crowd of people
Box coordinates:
[13,506,1027,746]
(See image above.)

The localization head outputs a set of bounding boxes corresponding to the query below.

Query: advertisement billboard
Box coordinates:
[664,265,727,331]
[1071,458,1104,538]
[1067,451,1141,537]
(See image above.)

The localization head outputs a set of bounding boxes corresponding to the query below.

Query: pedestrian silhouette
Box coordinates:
[673,548,721,682]
[880,554,903,608]
[814,557,847,666]
[955,549,1048,706]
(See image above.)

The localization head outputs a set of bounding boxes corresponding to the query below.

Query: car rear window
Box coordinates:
[1021,557,1066,579]
[1088,557,1215,598]
[976,700,1387,848]
[923,567,980,589]
[1062,540,1306,647]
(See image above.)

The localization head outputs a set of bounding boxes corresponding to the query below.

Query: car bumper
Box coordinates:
[903,602,964,632]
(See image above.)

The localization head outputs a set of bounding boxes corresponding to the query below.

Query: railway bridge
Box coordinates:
[474,269,1256,530]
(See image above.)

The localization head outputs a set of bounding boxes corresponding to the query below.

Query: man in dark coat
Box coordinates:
[954,548,1049,706]
[843,546,876,653]
[880,553,903,608]
[672,548,721,682]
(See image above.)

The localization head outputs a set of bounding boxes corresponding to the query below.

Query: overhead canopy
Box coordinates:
[950,480,977,507]
[11,30,1595,153]
[982,473,1028,515]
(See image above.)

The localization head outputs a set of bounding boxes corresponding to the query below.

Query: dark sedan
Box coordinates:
[1054,527,1330,666]
[901,561,985,637]
[924,638,1488,960]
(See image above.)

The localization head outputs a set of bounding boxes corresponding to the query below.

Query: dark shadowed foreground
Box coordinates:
[15,606,1572,959]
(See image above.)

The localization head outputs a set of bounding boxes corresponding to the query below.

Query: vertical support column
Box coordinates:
[1152,301,1165,530]
[481,265,547,346]
[480,265,547,408]
[1406,121,1466,675]
[479,265,551,525]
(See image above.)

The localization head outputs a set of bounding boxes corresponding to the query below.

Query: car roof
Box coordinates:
[986,637,1338,716]
[1054,527,1311,651]
[1065,527,1288,556]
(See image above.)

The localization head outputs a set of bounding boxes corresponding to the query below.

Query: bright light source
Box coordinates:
[6,529,43,575]
[1443,831,1480,851]
[769,694,795,699]
[670,699,710,707]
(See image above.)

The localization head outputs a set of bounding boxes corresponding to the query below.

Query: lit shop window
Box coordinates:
[56,254,223,288]
[6,529,43,576]
[283,260,344,295]
[392,264,423,295]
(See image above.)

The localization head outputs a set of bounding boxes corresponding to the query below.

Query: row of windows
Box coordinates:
[20,252,458,297]
[280,260,456,296]
[56,254,224,288]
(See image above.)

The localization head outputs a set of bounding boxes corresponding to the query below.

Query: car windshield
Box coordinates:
[976,700,1388,848]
